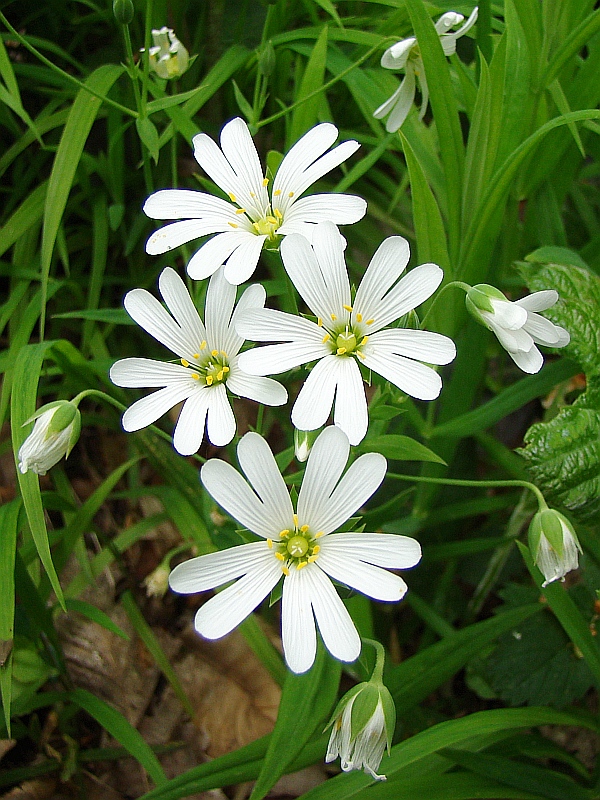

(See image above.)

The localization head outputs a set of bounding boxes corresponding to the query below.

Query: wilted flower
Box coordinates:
[146,27,189,79]
[169,426,421,673]
[18,400,81,475]
[528,508,581,587]
[236,221,455,445]
[465,284,570,374]
[373,8,478,132]
[143,118,366,285]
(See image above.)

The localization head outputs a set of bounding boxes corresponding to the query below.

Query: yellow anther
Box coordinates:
[280,529,290,538]
[307,555,318,563]
[337,347,347,355]
[206,375,213,386]
[300,524,309,533]
[200,340,207,349]
[181,358,189,367]
[275,552,285,561]
[311,545,321,555]
[288,191,294,198]
[274,189,281,196]
[315,531,324,538]
[331,313,337,321]
[322,333,330,343]
[211,350,219,357]
[193,353,200,359]
[262,177,269,186]
[191,373,200,380]
[235,208,246,215]
[366,318,374,325]
[223,366,230,373]
[221,350,228,358]
[250,191,256,198]
[228,222,238,228]
[343,305,353,312]
[317,318,323,327]
[274,208,283,220]
[228,192,237,202]
[297,561,307,570]
[293,514,299,528]
[361,336,369,345]
[356,350,366,360]
[356,313,363,323]
[267,539,273,549]
[217,370,224,381]
[282,566,290,576]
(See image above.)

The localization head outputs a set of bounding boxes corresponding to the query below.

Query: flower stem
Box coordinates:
[419,280,471,330]
[362,638,386,684]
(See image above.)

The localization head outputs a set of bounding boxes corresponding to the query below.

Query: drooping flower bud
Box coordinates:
[113,0,134,25]
[528,508,582,587]
[146,27,189,80]
[18,400,81,475]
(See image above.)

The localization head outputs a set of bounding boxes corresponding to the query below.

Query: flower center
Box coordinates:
[252,210,282,241]
[181,346,230,387]
[326,322,369,360]
[268,516,323,575]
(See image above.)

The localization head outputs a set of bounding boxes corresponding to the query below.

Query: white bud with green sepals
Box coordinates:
[18,400,82,476]
[528,508,582,587]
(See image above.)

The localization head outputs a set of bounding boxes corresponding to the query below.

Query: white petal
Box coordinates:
[362,263,443,333]
[516,290,558,313]
[314,452,386,534]
[173,388,211,454]
[124,288,194,358]
[240,342,330,376]
[291,356,338,432]
[236,432,294,532]
[522,313,564,346]
[321,532,422,569]
[279,194,367,228]
[186,231,255,281]
[318,548,408,601]
[435,11,464,34]
[361,348,443,400]
[144,189,240,222]
[205,267,236,352]
[485,315,533,353]
[382,69,416,133]
[509,344,544,374]
[367,329,456,365]
[194,558,282,639]
[312,222,352,313]
[488,297,528,330]
[206,383,236,446]
[280,234,332,323]
[201,459,283,539]
[380,37,415,69]
[146,219,228,254]
[110,357,192,388]
[281,567,317,674]
[121,383,196,432]
[169,540,270,593]
[236,306,324,344]
[223,231,266,285]
[226,366,287,406]
[332,357,368,446]
[287,141,361,212]
[308,567,361,664]
[298,425,350,527]
[274,123,338,197]
[220,117,269,218]
[353,237,410,323]
[158,267,207,347]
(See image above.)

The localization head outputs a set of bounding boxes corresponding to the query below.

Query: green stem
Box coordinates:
[362,638,386,684]
[419,280,471,330]
[0,12,137,118]
[387,472,548,511]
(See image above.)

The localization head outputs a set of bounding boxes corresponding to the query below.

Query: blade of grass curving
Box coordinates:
[404,0,464,263]
[11,340,64,607]
[249,646,341,800]
[39,63,123,335]
[0,181,46,258]
[67,688,167,786]
[0,109,69,178]
[63,598,130,641]
[0,498,22,733]
[289,25,329,144]
[542,7,600,88]
[120,591,195,719]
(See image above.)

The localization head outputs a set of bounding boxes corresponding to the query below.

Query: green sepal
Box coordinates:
[46,402,77,438]
[378,683,396,753]
[324,682,364,731]
[349,683,380,741]
[539,509,565,558]
[22,399,65,426]
[527,510,543,556]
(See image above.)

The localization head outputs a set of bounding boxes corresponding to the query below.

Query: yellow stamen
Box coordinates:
[322,333,330,343]
[200,340,207,350]
[228,192,237,203]
[221,350,228,358]
[300,524,309,533]
[343,304,353,312]
[280,529,290,538]
[356,313,363,323]
[193,353,200,359]
[211,350,219,357]
[317,317,323,327]
[337,347,347,355]
[361,336,369,345]
[366,318,374,325]
[288,191,294,198]
[181,358,189,367]
[275,552,285,561]
[311,545,321,555]
[315,531,324,538]
[228,222,238,229]
[307,555,318,563]
[274,189,281,196]
[282,566,290,576]
[222,366,230,373]
[206,375,213,386]
[191,373,200,380]
[250,191,256,198]
[274,208,283,220]
[331,313,337,321]
[235,208,246,215]
[293,514,299,528]
[267,539,273,549]
[297,561,307,570]
[356,350,366,360]
[217,370,224,381]
[262,178,269,186]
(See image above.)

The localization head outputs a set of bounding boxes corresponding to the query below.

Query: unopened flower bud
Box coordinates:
[113,0,134,25]
[258,41,276,77]
[294,427,320,463]
[145,27,189,80]
[325,679,395,781]
[528,508,581,587]
[18,401,81,475]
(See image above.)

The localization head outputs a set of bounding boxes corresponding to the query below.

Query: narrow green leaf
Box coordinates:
[543,7,600,87]
[67,688,167,786]
[0,499,22,734]
[289,25,329,144]
[250,646,341,800]
[0,181,47,259]
[63,599,130,641]
[358,435,446,465]
[40,63,123,333]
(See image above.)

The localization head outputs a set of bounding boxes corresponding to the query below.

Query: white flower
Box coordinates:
[235,221,456,445]
[169,426,421,673]
[528,509,582,588]
[109,266,286,454]
[146,27,189,80]
[373,7,478,132]
[18,401,81,475]
[143,118,367,285]
[466,284,570,374]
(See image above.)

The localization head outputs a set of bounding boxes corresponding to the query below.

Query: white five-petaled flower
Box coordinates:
[169,426,422,673]
[109,266,286,454]
[373,8,478,132]
[143,118,367,285]
[235,221,456,445]
[465,284,570,374]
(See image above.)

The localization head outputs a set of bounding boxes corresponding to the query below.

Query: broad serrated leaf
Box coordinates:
[521,260,600,375]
